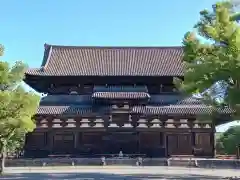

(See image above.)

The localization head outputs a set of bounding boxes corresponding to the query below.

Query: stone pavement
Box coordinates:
[1,166,240,179]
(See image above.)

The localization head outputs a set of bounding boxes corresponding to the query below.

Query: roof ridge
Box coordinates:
[45,43,183,49]
[43,46,52,69]
[41,44,53,69]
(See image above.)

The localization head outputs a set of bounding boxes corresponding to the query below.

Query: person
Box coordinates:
[119,150,123,158]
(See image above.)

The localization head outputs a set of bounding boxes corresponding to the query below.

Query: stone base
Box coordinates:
[4,157,167,167]
[3,157,240,169]
[196,159,240,169]
[105,158,167,166]
[168,158,240,169]
[5,158,102,167]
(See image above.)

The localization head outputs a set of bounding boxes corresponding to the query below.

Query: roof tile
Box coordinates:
[36,104,233,115]
[26,45,184,76]
[37,106,94,115]
[131,105,233,115]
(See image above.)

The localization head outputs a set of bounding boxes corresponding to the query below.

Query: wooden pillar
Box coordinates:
[138,132,141,153]
[210,131,215,158]
[191,131,195,156]
[161,132,165,147]
[163,132,167,157]
[74,131,78,149]
[47,131,54,154]
[103,115,110,128]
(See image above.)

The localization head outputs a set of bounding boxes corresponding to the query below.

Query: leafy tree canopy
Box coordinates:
[0,44,40,173]
[176,1,240,115]
[216,125,240,154]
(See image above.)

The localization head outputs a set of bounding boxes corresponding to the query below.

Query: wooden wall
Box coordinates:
[24,129,214,158]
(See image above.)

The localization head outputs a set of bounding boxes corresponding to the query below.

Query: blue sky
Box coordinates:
[0,0,239,131]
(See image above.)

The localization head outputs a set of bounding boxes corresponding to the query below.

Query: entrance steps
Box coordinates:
[167,156,197,167]
[105,158,167,166]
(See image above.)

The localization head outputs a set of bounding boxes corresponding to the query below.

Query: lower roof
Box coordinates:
[36,104,232,116]
[37,106,94,115]
[132,105,232,115]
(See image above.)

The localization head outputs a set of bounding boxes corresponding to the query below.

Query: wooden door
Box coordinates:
[53,133,74,154]
[195,133,212,156]
[167,134,178,155]
[103,132,138,154]
[167,133,192,156]
[82,132,104,154]
[178,134,192,155]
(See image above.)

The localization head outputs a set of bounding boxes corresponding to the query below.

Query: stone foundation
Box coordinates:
[3,157,240,169]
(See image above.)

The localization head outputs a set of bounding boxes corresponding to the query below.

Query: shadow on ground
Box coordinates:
[0,173,227,180]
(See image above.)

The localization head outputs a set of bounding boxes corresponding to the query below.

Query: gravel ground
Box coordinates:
[0,166,239,179]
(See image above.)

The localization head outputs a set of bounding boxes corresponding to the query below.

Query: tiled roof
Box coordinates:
[176,97,203,105]
[150,94,182,105]
[92,92,150,99]
[36,104,233,116]
[40,95,92,105]
[131,105,233,115]
[149,96,202,105]
[26,44,184,76]
[37,106,94,115]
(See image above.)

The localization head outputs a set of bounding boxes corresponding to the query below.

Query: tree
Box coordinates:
[176,1,240,115]
[216,126,240,154]
[0,44,40,174]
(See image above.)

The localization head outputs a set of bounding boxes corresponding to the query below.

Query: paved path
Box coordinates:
[1,166,240,179]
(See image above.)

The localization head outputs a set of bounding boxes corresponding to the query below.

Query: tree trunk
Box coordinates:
[0,145,6,175]
[0,156,5,174]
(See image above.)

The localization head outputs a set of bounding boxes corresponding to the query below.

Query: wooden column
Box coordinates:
[191,131,195,155]
[103,115,110,128]
[138,132,140,153]
[163,132,167,157]
[161,116,167,157]
[210,120,216,158]
[161,132,165,147]
[47,131,54,154]
[210,131,215,158]
[74,131,78,149]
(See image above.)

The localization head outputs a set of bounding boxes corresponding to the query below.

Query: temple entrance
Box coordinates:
[103,132,139,154]
[52,132,75,154]
[139,132,164,157]
[166,133,192,156]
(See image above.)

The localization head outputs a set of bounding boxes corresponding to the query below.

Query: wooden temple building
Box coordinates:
[23,44,232,158]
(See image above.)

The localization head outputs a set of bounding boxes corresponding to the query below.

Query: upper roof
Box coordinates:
[26,44,184,77]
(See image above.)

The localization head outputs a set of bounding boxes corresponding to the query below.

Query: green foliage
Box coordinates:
[178,1,240,115]
[231,12,240,21]
[216,125,240,154]
[0,44,40,171]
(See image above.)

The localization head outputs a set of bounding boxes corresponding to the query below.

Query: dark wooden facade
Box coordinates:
[23,45,232,158]
[24,115,214,158]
